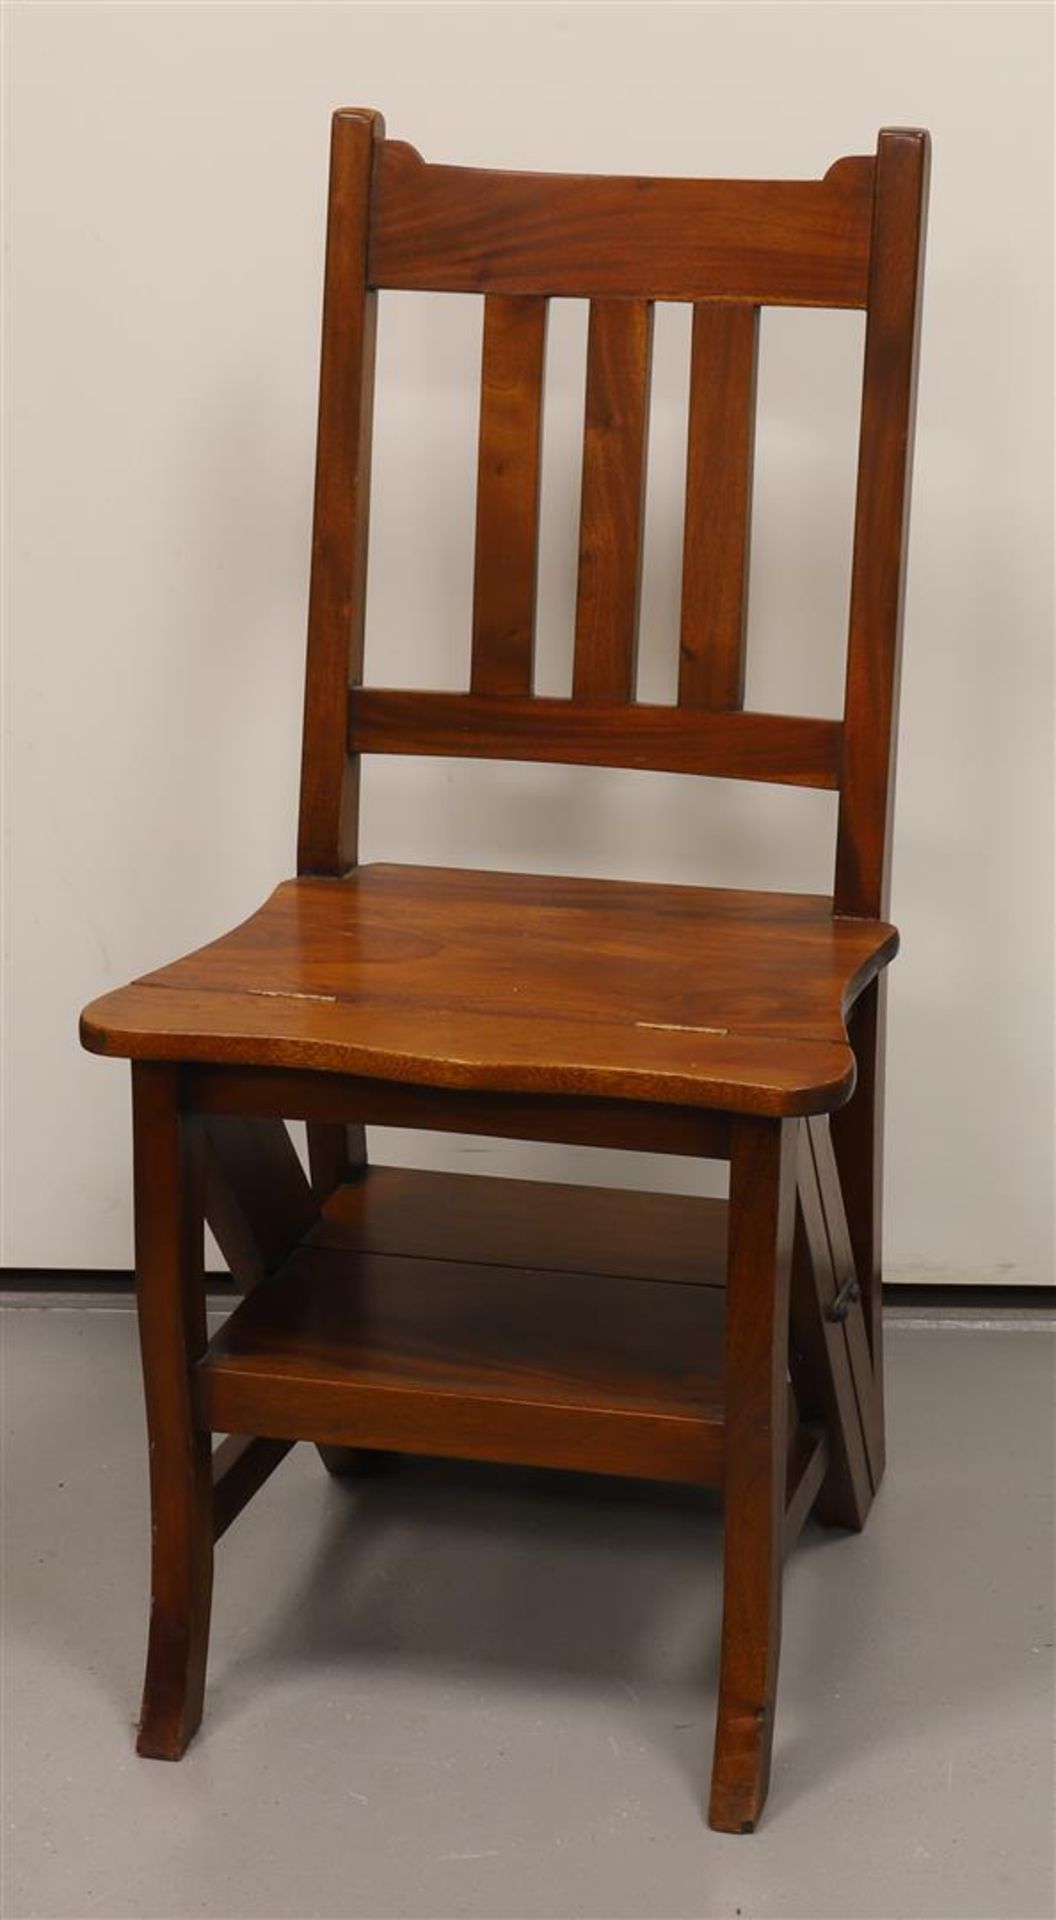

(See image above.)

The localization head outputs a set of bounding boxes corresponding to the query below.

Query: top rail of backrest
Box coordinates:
[367,138,876,307]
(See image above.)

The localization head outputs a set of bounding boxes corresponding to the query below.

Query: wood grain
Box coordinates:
[834,129,930,916]
[203,1115,318,1290]
[77,115,931,1832]
[187,1066,732,1161]
[350,689,843,788]
[131,1064,213,1761]
[196,1242,728,1487]
[679,304,759,710]
[81,865,898,1117]
[709,1116,796,1833]
[471,295,549,695]
[572,299,653,703]
[313,1164,727,1289]
[369,141,874,306]
[297,108,384,877]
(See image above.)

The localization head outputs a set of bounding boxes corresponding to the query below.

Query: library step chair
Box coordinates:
[80,113,929,1832]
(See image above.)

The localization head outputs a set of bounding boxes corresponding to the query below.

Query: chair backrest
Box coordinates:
[297,111,929,919]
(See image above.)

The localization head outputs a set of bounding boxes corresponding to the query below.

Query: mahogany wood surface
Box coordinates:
[78,111,929,1832]
[187,1065,732,1160]
[131,1065,212,1760]
[195,1168,822,1514]
[313,1164,727,1287]
[203,1113,318,1288]
[197,1242,728,1486]
[305,1118,366,1204]
[709,1117,796,1832]
[349,689,842,787]
[368,141,875,305]
[200,1109,366,1476]
[572,299,653,703]
[835,131,929,917]
[830,975,887,1465]
[470,295,548,696]
[679,303,759,710]
[297,108,383,878]
[81,865,897,1116]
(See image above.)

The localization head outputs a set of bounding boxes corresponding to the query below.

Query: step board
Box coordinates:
[197,1166,731,1485]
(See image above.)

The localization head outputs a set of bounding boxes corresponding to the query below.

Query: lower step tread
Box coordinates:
[198,1169,730,1484]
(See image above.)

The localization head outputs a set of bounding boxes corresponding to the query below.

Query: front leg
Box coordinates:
[709,1115,797,1833]
[132,1064,213,1760]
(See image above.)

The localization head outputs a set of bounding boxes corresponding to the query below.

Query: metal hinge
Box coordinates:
[826,1276,862,1324]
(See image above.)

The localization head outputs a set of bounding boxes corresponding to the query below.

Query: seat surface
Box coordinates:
[80,864,898,1116]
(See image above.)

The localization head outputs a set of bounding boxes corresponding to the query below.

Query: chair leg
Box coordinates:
[709,1116,797,1834]
[306,1123,371,1476]
[306,1120,366,1202]
[830,977,887,1485]
[132,1064,213,1760]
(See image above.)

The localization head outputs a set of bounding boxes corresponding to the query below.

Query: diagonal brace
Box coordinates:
[788,1116,883,1531]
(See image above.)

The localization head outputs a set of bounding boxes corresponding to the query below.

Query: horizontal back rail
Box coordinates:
[349,689,842,790]
[369,141,875,306]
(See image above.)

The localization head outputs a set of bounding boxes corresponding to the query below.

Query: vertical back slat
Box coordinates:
[297,109,384,877]
[834,129,929,917]
[679,303,760,710]
[572,298,654,704]
[470,295,549,695]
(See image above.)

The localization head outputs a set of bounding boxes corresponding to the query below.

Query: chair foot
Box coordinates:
[708,1702,775,1833]
[136,1594,212,1759]
[709,1524,783,1834]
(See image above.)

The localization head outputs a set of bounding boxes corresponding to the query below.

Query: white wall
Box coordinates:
[2,1,1053,1283]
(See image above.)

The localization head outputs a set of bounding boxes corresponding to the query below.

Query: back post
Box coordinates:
[296,109,383,1193]
[832,128,929,1449]
[297,108,384,879]
[834,128,929,921]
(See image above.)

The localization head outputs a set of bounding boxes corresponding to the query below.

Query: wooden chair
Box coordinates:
[80,112,929,1832]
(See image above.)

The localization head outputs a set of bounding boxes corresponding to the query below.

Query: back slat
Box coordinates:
[471,295,548,695]
[369,143,875,306]
[350,689,842,790]
[572,299,654,704]
[679,303,760,710]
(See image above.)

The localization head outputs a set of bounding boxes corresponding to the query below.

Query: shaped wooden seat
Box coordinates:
[82,865,897,1113]
[79,110,929,1833]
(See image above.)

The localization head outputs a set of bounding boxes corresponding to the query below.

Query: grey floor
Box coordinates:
[2,1304,1053,1920]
